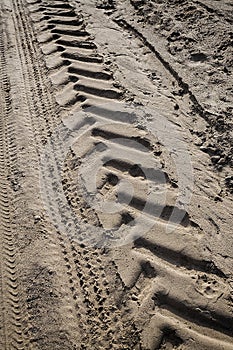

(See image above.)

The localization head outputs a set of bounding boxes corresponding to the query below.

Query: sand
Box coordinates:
[0,0,232,349]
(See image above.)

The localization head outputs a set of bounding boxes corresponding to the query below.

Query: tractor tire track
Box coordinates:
[11,0,140,348]
[11,0,99,346]
[70,1,233,348]
[0,0,232,349]
[26,0,123,109]
[25,0,233,348]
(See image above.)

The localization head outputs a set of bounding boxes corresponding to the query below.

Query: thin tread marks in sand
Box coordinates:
[0,22,28,350]
[12,0,139,348]
[10,0,233,349]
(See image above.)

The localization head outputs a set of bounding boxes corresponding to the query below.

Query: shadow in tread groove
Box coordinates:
[134,237,226,278]
[154,292,233,336]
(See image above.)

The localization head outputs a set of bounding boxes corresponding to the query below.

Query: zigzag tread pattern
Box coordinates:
[8,0,233,349]
[0,14,29,350]
[10,0,140,348]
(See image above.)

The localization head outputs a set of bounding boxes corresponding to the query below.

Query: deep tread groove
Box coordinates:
[6,0,233,349]
[154,292,233,335]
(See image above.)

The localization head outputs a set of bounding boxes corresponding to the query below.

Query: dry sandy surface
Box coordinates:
[0,0,232,349]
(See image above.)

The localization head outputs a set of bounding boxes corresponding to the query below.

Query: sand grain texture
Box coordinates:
[0,0,232,349]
